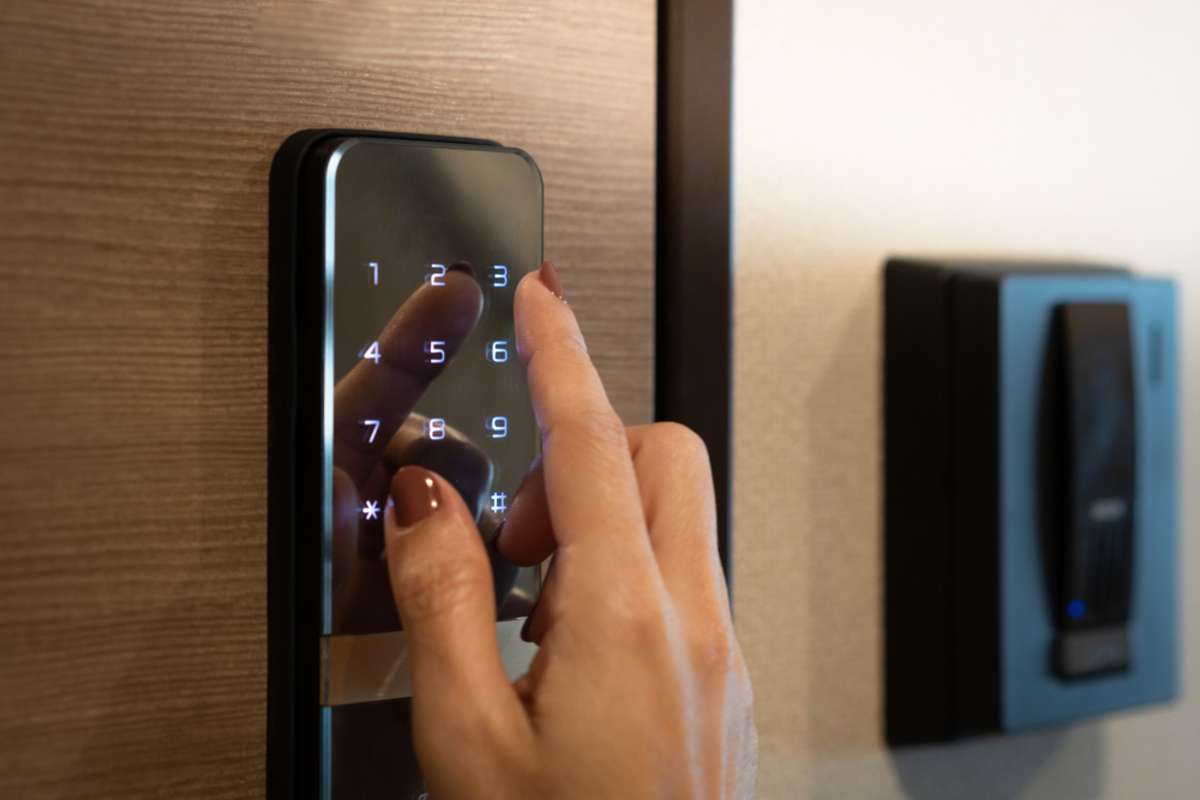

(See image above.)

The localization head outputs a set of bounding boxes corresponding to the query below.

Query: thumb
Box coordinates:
[384,466,527,738]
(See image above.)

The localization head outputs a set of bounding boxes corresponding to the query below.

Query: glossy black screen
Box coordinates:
[323,137,542,636]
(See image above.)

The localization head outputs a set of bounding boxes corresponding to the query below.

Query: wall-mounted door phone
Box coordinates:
[268,130,544,798]
[884,258,1178,745]
[1045,302,1137,679]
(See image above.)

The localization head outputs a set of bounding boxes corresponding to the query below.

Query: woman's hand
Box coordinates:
[383,262,757,799]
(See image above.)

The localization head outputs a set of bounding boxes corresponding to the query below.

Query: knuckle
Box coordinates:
[640,422,711,469]
[390,553,482,624]
[526,333,588,374]
[544,406,626,452]
[605,590,672,646]
[689,625,736,675]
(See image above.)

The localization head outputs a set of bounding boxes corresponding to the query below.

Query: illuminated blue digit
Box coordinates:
[362,341,381,364]
[487,416,508,439]
[426,340,446,364]
[486,340,509,363]
[490,264,509,288]
[428,263,447,287]
[427,418,446,440]
[367,260,379,285]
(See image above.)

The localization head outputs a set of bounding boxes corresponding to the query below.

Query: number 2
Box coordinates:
[428,263,447,287]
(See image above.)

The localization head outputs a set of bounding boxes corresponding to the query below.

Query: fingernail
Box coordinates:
[390,466,442,528]
[520,557,555,642]
[538,261,565,300]
[447,260,476,279]
[520,608,535,642]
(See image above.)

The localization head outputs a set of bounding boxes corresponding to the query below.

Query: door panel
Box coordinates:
[0,2,655,796]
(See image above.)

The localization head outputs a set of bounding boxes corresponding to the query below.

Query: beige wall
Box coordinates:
[732,2,1199,798]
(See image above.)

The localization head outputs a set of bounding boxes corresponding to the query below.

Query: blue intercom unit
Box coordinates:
[884,259,1178,745]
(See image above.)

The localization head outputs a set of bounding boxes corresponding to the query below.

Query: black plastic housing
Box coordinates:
[266,129,504,799]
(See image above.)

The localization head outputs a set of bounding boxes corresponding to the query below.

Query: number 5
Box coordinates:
[426,340,446,364]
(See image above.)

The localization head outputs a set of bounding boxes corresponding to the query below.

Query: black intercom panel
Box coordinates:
[268,130,544,798]
[884,258,1178,746]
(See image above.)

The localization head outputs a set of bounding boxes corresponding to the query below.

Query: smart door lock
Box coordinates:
[268,130,544,798]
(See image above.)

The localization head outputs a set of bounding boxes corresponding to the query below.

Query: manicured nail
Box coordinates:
[390,466,441,528]
[538,261,565,300]
[447,261,476,279]
[520,557,555,642]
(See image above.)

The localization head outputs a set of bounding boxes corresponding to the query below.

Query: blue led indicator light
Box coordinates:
[1067,599,1086,620]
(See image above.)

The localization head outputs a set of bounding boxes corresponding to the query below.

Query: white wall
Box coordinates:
[731,2,1200,798]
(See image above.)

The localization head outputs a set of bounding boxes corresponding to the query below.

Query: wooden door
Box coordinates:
[0,2,655,796]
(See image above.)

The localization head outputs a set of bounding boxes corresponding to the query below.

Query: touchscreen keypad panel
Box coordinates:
[325,139,542,636]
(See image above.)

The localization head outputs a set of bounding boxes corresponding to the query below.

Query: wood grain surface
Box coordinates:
[0,1,655,796]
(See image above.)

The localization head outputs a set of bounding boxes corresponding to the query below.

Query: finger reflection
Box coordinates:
[330,267,533,634]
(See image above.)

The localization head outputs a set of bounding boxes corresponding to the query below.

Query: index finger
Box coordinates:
[334,268,482,484]
[513,263,651,564]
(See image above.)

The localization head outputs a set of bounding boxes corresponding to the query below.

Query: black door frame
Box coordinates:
[656,0,734,591]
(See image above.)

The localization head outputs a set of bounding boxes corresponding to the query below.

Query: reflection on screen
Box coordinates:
[326,140,542,636]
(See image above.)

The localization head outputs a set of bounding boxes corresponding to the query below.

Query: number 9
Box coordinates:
[487,416,508,439]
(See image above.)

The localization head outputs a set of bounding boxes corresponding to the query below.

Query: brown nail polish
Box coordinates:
[447,260,476,279]
[390,466,442,527]
[538,261,565,300]
[521,557,555,642]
